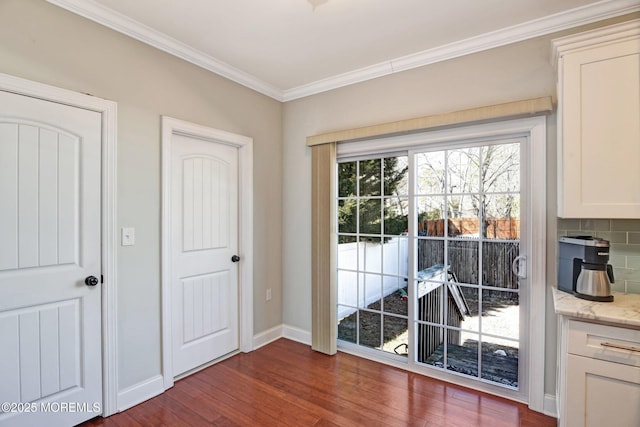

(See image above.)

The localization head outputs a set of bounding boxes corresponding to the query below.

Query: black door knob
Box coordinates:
[85,276,99,286]
[231,255,240,263]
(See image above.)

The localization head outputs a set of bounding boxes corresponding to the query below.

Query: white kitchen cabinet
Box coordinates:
[557,318,640,427]
[553,20,640,218]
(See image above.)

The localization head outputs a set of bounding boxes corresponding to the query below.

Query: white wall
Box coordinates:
[0,0,283,392]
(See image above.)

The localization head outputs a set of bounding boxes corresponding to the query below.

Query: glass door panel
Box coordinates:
[337,156,409,357]
[413,141,521,389]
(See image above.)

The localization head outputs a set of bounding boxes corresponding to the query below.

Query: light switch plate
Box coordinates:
[121,227,135,246]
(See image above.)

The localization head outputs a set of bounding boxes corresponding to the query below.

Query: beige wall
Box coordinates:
[282,14,638,398]
[0,0,283,390]
[283,35,559,395]
[2,0,638,408]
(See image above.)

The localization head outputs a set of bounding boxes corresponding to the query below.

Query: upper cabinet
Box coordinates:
[553,20,640,218]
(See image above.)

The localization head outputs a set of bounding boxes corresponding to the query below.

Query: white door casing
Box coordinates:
[161,117,253,389]
[0,90,101,426]
[0,73,118,419]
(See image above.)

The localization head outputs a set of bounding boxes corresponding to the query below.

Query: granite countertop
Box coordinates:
[552,288,640,329]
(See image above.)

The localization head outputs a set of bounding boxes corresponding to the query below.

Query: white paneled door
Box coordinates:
[171,134,239,376]
[0,91,102,426]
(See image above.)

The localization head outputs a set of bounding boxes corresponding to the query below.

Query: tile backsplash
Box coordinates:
[557,219,640,294]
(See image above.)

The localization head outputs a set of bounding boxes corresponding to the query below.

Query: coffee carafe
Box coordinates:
[558,236,614,302]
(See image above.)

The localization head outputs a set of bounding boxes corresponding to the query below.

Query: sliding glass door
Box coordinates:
[336,137,527,393]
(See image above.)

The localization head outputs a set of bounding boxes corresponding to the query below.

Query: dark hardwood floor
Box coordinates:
[82,339,556,427]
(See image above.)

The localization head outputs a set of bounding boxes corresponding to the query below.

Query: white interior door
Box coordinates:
[171,133,239,376]
[0,90,102,426]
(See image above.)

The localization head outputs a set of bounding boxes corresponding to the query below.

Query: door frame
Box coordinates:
[0,73,119,416]
[161,116,254,390]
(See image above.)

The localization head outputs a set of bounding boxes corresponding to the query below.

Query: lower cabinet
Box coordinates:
[557,318,640,427]
[565,354,640,427]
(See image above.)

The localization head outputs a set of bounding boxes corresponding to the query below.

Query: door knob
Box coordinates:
[231,255,240,263]
[85,276,99,287]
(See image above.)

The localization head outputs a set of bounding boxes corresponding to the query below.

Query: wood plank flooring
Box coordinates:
[82,339,557,427]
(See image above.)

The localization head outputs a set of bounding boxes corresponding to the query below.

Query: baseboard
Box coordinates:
[282,324,311,345]
[252,324,312,350]
[116,374,164,412]
[543,393,558,418]
[252,324,283,349]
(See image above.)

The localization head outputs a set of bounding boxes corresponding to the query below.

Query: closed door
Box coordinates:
[0,90,102,426]
[171,134,239,376]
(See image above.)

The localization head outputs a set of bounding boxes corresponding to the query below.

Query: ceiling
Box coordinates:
[47,0,639,101]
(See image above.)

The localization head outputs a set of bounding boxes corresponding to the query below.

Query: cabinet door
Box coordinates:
[559,38,640,218]
[566,354,640,427]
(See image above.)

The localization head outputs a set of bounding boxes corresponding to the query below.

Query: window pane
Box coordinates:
[416,282,444,325]
[337,270,357,307]
[382,237,408,276]
[337,235,357,269]
[481,340,518,388]
[449,284,476,331]
[484,194,520,239]
[417,239,444,272]
[382,277,408,316]
[417,196,445,237]
[384,156,408,196]
[359,198,382,235]
[448,240,478,285]
[337,308,356,344]
[448,147,480,194]
[384,197,408,235]
[382,315,408,356]
[447,195,480,238]
[338,199,357,233]
[482,143,520,193]
[359,238,382,273]
[447,332,479,378]
[359,273,382,309]
[359,310,381,349]
[417,324,444,365]
[359,159,382,196]
[417,151,445,195]
[482,290,519,340]
[460,284,479,319]
[338,161,357,197]
[482,241,519,290]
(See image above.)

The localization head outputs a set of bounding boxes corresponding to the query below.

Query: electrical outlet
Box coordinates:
[266,288,272,301]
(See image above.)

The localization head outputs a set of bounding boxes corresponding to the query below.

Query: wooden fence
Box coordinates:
[418,239,520,292]
[419,218,520,239]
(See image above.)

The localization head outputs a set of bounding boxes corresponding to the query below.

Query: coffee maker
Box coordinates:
[558,236,614,302]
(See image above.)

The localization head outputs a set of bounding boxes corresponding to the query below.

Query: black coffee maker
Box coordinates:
[558,236,614,302]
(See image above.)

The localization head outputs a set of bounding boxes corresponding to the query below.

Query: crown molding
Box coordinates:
[551,18,640,66]
[282,0,640,101]
[47,0,639,103]
[46,0,284,101]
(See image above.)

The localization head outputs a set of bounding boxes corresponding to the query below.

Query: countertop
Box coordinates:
[552,288,640,329]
